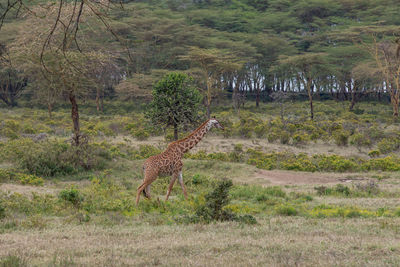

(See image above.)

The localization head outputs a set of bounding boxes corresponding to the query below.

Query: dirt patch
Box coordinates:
[252,170,352,185]
[0,183,59,196]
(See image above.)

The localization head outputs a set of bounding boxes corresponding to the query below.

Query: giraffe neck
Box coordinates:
[173,120,213,154]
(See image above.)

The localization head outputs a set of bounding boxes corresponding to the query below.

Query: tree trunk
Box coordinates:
[391,96,399,117]
[255,82,260,108]
[173,121,178,141]
[206,104,211,119]
[307,82,314,120]
[69,90,81,146]
[48,103,53,119]
[96,87,101,113]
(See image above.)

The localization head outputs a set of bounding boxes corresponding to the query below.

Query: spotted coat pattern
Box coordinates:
[136,118,223,204]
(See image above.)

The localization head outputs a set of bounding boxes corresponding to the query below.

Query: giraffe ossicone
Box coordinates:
[136,118,224,205]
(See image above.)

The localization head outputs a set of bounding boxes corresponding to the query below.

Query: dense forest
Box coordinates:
[1,0,400,120]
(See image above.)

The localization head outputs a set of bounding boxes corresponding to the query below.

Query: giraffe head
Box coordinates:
[207,117,224,130]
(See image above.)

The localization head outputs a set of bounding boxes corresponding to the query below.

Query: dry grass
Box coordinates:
[1,217,399,266]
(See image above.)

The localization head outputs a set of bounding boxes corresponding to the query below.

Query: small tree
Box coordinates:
[147,73,202,140]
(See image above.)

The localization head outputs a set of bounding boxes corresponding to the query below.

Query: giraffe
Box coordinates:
[136,118,224,205]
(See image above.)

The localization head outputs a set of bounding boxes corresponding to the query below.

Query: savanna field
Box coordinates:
[2,0,400,265]
[1,100,400,266]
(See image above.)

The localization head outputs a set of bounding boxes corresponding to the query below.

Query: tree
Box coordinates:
[370,38,400,118]
[147,72,202,141]
[0,44,27,107]
[277,53,328,120]
[0,67,27,107]
[180,47,239,118]
[10,4,118,145]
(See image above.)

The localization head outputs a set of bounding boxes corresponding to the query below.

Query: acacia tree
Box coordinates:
[180,47,241,118]
[147,73,202,141]
[370,38,400,118]
[277,53,328,120]
[10,4,117,145]
[0,45,27,107]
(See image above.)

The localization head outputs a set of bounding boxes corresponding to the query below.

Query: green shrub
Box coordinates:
[275,205,298,216]
[189,179,256,224]
[267,127,280,143]
[254,123,268,138]
[332,130,349,146]
[132,128,150,140]
[314,184,351,196]
[279,131,290,144]
[19,174,44,186]
[368,150,380,158]
[129,145,161,160]
[292,133,309,146]
[0,201,5,219]
[350,132,371,148]
[59,187,84,208]
[377,137,400,154]
[3,139,109,176]
[367,126,384,141]
[362,156,400,171]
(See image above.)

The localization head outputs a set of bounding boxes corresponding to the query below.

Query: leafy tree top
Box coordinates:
[147,72,202,132]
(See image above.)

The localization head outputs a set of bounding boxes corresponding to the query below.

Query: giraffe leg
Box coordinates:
[165,174,178,201]
[136,182,147,205]
[144,184,151,199]
[136,171,157,205]
[177,171,188,199]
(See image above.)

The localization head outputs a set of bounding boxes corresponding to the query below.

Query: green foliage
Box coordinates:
[0,201,5,219]
[292,133,309,146]
[275,204,298,216]
[59,187,84,208]
[1,139,109,176]
[315,182,380,197]
[332,130,349,146]
[129,145,161,160]
[18,174,44,186]
[368,150,381,158]
[147,73,202,139]
[377,137,400,154]
[131,128,150,141]
[189,179,256,224]
[350,132,371,148]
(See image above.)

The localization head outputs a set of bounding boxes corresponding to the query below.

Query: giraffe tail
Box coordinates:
[139,164,148,198]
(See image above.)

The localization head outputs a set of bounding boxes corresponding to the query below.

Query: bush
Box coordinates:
[129,145,161,160]
[349,132,371,148]
[0,201,5,219]
[279,131,290,144]
[189,179,256,224]
[368,150,380,158]
[132,128,150,140]
[19,174,44,186]
[275,205,298,216]
[59,187,84,208]
[254,123,268,138]
[292,133,309,146]
[314,184,350,196]
[332,130,349,146]
[377,137,400,154]
[2,139,109,176]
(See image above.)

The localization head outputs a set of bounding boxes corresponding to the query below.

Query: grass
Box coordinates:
[1,100,400,265]
[0,217,400,266]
